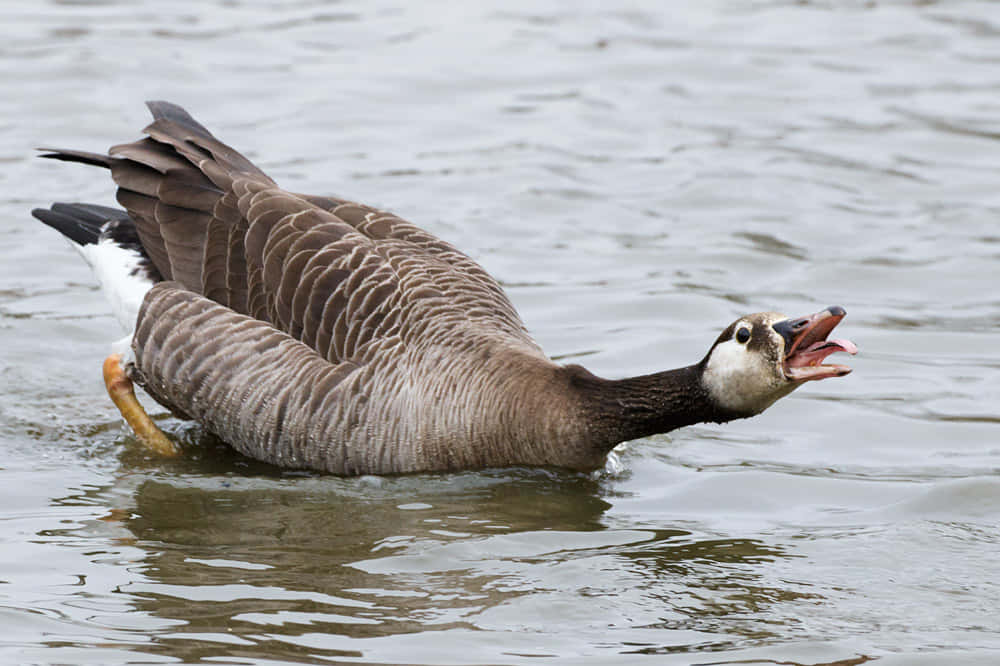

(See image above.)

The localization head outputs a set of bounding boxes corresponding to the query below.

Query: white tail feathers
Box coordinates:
[76,238,155,334]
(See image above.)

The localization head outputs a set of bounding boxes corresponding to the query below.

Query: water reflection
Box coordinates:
[33,441,829,662]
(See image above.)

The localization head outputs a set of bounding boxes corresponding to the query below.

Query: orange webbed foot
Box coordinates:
[102,353,180,457]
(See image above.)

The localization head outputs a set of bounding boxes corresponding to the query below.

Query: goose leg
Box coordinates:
[102,353,180,457]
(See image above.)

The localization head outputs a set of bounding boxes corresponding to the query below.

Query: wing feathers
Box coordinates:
[299,261,350,350]
[41,103,549,468]
[110,137,192,174]
[146,100,215,138]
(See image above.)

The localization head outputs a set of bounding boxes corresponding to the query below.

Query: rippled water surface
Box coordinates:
[1,1,999,664]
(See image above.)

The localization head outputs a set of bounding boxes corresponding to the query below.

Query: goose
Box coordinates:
[31,101,857,475]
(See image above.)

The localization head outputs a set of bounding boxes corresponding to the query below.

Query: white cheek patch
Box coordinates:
[702,337,790,416]
[704,339,755,405]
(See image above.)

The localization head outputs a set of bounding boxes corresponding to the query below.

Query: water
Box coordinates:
[1,1,999,663]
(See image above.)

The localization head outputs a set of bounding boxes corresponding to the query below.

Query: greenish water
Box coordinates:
[1,1,999,664]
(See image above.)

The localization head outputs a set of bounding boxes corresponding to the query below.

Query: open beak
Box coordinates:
[773,306,857,383]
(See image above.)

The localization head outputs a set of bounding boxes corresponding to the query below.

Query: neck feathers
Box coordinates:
[566,363,740,454]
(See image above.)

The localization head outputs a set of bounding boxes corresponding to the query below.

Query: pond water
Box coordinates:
[1,1,998,664]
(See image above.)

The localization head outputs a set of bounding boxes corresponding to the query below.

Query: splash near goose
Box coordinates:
[32,102,857,475]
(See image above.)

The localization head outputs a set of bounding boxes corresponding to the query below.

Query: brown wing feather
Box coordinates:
[39,101,565,474]
[43,102,533,350]
[48,106,547,373]
[299,194,528,340]
[120,103,537,355]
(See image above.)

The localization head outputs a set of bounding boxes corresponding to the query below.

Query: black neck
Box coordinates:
[567,363,738,453]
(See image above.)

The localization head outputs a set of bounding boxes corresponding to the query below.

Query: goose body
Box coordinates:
[33,102,856,474]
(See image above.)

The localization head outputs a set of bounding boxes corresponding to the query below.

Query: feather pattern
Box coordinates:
[35,102,849,474]
[31,203,161,337]
[130,283,588,473]
[39,101,588,473]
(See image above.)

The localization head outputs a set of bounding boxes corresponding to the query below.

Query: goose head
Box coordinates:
[700,305,857,418]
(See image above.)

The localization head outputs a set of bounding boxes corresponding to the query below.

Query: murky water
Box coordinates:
[1,1,999,664]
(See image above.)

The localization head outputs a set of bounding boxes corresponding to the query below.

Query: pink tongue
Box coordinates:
[827,338,858,355]
[789,338,858,367]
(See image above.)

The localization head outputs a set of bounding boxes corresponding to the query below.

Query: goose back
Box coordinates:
[41,102,536,353]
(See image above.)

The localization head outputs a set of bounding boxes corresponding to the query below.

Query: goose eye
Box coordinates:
[735,327,751,344]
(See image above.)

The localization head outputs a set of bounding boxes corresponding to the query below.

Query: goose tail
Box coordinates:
[32,203,162,335]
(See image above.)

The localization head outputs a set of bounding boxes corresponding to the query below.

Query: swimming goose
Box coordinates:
[32,102,856,474]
